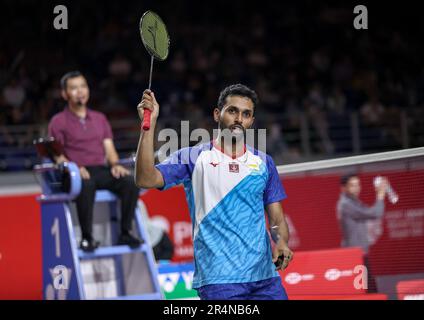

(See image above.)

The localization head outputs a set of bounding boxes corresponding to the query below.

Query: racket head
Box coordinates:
[140,10,170,61]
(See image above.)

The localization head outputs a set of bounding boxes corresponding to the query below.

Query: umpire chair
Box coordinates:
[33,137,163,300]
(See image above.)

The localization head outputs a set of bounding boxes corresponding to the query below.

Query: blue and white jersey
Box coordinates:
[156,141,286,288]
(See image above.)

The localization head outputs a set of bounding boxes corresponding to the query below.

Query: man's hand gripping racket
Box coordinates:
[137,89,160,127]
[273,242,294,271]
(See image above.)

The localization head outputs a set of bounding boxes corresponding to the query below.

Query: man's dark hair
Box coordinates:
[60,71,84,90]
[217,84,258,110]
[340,173,359,186]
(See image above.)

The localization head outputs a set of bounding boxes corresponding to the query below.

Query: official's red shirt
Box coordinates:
[48,107,113,167]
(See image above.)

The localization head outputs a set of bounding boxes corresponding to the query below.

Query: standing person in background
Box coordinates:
[337,173,388,292]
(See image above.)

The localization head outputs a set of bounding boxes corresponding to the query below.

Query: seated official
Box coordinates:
[48,71,142,252]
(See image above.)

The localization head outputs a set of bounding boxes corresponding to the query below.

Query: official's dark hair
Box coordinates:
[217,84,258,110]
[60,71,84,90]
[340,173,359,186]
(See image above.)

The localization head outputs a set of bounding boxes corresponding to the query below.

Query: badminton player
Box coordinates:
[135,84,293,300]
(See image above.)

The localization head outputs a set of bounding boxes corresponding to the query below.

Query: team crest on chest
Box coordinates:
[229,163,239,173]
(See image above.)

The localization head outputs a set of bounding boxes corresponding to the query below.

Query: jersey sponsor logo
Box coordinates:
[247,164,259,171]
[229,163,239,173]
[209,162,220,167]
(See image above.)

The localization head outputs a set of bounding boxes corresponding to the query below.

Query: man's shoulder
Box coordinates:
[158,142,212,166]
[246,145,275,166]
[180,142,212,154]
[177,142,212,160]
[49,110,66,126]
[192,142,213,153]
[88,109,108,120]
[339,194,361,208]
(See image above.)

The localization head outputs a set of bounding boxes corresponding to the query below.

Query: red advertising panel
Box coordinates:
[0,195,42,300]
[279,247,366,296]
[140,187,194,262]
[396,280,424,300]
[282,170,424,276]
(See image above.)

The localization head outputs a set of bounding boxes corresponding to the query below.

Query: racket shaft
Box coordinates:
[143,56,155,131]
[148,56,154,90]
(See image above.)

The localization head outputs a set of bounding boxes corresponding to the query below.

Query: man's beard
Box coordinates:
[219,122,246,145]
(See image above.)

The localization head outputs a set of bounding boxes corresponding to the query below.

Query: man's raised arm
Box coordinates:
[134,89,165,189]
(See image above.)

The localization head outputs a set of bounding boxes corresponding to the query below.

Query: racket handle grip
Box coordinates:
[142,108,152,131]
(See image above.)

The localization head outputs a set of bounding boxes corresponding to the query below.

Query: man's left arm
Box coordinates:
[266,202,294,271]
[103,138,130,178]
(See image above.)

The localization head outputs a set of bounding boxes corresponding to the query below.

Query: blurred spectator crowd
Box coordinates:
[1,1,424,170]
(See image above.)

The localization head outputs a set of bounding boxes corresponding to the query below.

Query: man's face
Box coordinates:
[214,95,255,141]
[344,176,361,198]
[62,76,90,106]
